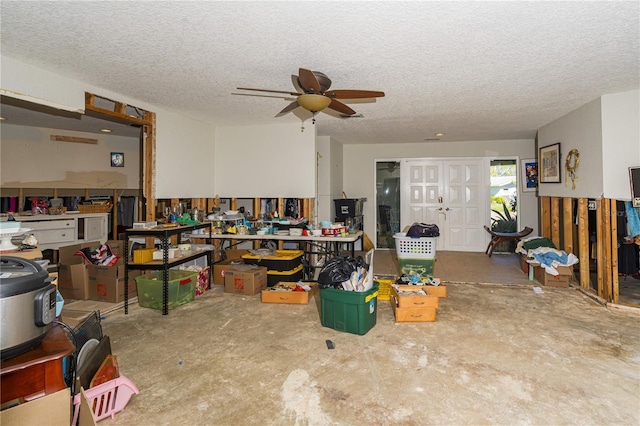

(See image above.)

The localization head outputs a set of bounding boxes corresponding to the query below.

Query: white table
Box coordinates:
[183,231,364,279]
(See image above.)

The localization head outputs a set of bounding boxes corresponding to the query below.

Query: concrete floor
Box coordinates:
[96,251,640,426]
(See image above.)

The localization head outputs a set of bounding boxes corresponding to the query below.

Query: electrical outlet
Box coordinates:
[588,200,597,210]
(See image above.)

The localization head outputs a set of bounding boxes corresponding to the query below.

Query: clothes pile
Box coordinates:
[517,236,578,276]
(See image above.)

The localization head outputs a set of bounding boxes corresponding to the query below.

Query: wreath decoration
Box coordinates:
[565,149,580,189]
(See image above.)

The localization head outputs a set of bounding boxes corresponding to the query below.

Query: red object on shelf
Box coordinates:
[322,226,347,236]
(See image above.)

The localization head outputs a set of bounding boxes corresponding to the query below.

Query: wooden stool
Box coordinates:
[484,226,533,257]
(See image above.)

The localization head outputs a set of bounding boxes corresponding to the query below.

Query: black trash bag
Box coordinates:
[407,222,440,237]
[317,255,368,289]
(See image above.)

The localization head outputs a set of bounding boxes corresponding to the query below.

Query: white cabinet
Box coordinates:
[29,218,76,245]
[81,216,107,242]
[7,213,109,250]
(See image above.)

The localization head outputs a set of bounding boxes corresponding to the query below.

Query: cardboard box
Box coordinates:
[213,250,248,285]
[391,299,437,322]
[224,265,267,295]
[87,264,140,303]
[423,284,447,298]
[224,249,249,261]
[261,282,317,304]
[105,240,124,259]
[59,308,93,328]
[535,265,573,287]
[57,263,89,300]
[1,388,71,426]
[521,255,529,274]
[392,284,439,309]
[59,240,124,265]
[59,241,100,265]
[391,285,437,322]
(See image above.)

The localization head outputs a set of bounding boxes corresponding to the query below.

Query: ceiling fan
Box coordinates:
[234,68,385,120]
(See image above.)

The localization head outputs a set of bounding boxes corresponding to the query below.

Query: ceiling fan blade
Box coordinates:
[327,99,356,116]
[325,90,385,99]
[232,93,295,100]
[276,100,300,117]
[298,68,321,93]
[237,87,300,96]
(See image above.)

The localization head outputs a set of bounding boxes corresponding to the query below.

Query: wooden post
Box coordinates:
[577,198,590,290]
[112,189,119,240]
[611,201,619,304]
[252,198,262,249]
[144,112,156,224]
[253,198,262,220]
[602,199,612,301]
[563,198,573,256]
[540,196,551,238]
[303,198,313,223]
[278,198,285,218]
[18,188,23,212]
[550,197,560,249]
[596,200,604,298]
[277,198,285,249]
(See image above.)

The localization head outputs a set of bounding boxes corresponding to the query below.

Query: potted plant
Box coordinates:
[490,201,518,252]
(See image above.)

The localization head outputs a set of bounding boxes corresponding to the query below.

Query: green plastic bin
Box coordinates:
[398,258,435,277]
[136,269,198,310]
[319,282,379,335]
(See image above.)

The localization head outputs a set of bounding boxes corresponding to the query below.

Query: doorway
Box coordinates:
[401,158,489,252]
[375,161,400,249]
[489,159,519,253]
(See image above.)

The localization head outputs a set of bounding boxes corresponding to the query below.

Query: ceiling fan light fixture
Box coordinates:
[297,94,331,112]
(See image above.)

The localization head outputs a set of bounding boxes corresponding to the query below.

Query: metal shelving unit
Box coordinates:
[124,222,212,315]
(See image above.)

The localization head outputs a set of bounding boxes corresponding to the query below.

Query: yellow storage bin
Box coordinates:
[374,277,395,301]
[266,264,304,287]
[242,249,304,271]
[133,248,156,263]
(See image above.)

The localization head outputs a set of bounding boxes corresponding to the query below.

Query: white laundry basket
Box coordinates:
[393,233,437,276]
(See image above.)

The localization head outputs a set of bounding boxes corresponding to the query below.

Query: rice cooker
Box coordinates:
[0,256,57,360]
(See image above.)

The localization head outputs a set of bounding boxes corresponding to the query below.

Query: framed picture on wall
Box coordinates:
[111,152,124,167]
[521,159,538,192]
[539,143,561,183]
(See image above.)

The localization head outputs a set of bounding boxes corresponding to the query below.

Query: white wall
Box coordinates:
[601,90,640,200]
[155,111,215,198]
[537,98,603,198]
[329,136,344,221]
[343,139,537,242]
[214,122,315,198]
[0,55,85,113]
[316,136,331,224]
[1,55,216,198]
[0,123,140,189]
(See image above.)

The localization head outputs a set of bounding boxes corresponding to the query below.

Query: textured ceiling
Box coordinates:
[1,1,638,144]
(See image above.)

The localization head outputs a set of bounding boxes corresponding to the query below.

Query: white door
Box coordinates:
[401,158,488,252]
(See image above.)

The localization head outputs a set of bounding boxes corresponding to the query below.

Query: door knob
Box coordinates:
[445,208,450,211]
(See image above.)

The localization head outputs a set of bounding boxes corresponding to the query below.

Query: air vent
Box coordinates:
[340,114,364,118]
[424,138,441,141]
